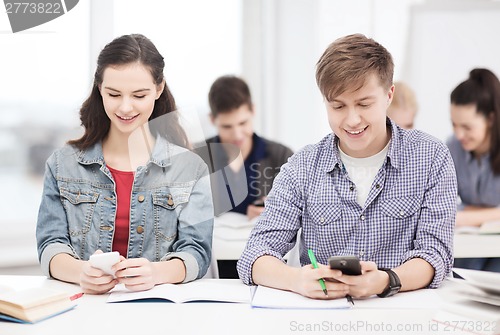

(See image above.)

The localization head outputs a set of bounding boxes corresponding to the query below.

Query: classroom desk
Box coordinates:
[0,276,479,335]
[212,212,254,261]
[454,233,500,258]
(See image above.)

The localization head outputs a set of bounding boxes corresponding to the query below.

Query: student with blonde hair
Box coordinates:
[387,81,418,129]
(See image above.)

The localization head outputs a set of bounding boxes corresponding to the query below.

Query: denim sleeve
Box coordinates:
[164,162,214,283]
[36,153,79,278]
[401,145,457,288]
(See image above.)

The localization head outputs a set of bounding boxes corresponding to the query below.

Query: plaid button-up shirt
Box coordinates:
[237,120,457,288]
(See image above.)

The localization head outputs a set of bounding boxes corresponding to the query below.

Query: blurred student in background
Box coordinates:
[201,75,293,279]
[387,81,418,129]
[205,75,293,220]
[448,68,500,272]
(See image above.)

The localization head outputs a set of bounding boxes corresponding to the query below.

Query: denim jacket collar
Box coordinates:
[76,136,173,168]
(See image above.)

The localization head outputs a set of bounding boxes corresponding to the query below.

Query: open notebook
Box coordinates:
[251,285,352,309]
[107,279,250,304]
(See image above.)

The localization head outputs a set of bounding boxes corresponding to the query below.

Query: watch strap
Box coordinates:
[377,268,401,298]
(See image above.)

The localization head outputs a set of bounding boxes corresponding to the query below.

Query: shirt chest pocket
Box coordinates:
[304,202,343,254]
[379,196,421,220]
[152,188,190,210]
[307,203,342,226]
[60,187,99,235]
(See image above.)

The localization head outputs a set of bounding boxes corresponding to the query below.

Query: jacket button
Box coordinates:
[137,226,144,234]
[138,195,145,202]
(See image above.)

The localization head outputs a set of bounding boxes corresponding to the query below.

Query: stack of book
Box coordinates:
[0,287,77,324]
[433,268,500,335]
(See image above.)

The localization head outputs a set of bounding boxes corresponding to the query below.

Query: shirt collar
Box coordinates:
[325,118,400,173]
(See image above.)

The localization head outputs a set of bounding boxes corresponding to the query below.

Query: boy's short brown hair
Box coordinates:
[208,75,253,117]
[315,34,394,101]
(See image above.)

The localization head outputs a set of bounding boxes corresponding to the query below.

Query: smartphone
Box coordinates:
[328,255,362,275]
[89,251,120,277]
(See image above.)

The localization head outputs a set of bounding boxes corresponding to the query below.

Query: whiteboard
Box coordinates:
[403,1,500,141]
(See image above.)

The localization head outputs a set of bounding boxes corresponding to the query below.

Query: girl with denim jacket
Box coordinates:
[36,34,214,294]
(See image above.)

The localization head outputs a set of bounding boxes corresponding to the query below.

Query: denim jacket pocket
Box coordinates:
[152,186,191,243]
[152,188,190,210]
[59,187,99,244]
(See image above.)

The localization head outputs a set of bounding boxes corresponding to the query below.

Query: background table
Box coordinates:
[454,233,500,258]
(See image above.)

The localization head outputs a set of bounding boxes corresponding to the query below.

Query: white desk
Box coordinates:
[212,212,254,261]
[454,233,500,258]
[213,212,500,261]
[0,276,480,335]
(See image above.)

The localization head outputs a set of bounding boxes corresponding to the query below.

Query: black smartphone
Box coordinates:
[328,256,362,275]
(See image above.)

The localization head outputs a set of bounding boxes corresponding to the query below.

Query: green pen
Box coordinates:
[307,249,328,296]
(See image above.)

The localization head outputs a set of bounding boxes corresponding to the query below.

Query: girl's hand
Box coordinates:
[80,250,118,294]
[113,257,158,292]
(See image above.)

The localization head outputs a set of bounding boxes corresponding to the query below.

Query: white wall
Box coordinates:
[245,0,427,151]
[248,0,500,150]
[404,1,500,141]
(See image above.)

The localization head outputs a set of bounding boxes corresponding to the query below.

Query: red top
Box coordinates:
[107,165,134,258]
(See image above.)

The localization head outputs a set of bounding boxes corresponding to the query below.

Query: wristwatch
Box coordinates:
[377,268,401,298]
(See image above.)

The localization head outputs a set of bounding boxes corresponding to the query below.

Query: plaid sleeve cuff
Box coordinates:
[237,247,286,285]
[400,249,452,288]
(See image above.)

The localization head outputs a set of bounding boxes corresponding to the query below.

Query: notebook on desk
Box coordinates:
[250,285,352,309]
[107,279,251,304]
[433,271,500,335]
[451,268,500,295]
[251,285,444,310]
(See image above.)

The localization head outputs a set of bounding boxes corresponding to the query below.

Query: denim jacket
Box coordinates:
[36,136,214,282]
